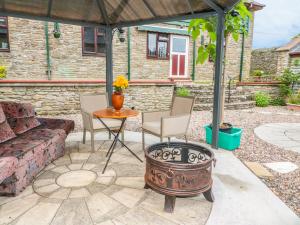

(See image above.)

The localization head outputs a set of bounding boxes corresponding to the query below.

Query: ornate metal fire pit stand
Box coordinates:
[144,142,216,213]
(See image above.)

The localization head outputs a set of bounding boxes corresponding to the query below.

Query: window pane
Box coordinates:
[97,34,105,54]
[84,27,95,52]
[172,37,186,53]
[158,41,167,59]
[0,17,7,27]
[158,33,168,41]
[148,33,157,57]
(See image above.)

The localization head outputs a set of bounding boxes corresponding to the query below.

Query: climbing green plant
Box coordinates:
[188,0,251,64]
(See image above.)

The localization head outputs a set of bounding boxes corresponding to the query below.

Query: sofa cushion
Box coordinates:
[0,156,18,184]
[0,120,17,143]
[38,118,75,135]
[1,101,36,118]
[0,104,5,124]
[0,105,16,143]
[0,128,65,159]
[8,116,41,134]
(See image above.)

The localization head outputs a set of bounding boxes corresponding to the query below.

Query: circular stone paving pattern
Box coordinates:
[56,170,97,188]
[31,140,212,225]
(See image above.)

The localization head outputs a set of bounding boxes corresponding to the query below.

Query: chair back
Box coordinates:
[80,94,108,113]
[171,96,195,116]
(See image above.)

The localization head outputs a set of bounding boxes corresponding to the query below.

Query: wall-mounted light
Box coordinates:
[53,22,61,38]
[117,28,125,43]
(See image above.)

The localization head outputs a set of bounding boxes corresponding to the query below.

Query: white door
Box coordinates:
[170,35,189,78]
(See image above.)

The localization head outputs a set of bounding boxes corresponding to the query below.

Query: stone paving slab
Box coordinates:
[255,123,300,153]
[0,139,211,225]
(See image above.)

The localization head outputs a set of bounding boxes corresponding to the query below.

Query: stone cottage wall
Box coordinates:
[250,48,278,75]
[0,83,174,115]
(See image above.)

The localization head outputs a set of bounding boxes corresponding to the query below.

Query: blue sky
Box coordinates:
[253,0,300,49]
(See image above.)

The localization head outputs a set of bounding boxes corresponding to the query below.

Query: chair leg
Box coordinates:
[184,135,188,143]
[121,129,125,142]
[91,132,95,152]
[142,130,145,151]
[108,131,111,140]
[83,128,86,144]
[168,137,171,143]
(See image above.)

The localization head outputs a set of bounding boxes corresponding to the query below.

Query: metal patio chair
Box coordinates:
[80,94,124,152]
[142,95,195,150]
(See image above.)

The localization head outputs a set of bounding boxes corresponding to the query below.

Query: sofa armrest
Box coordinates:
[0,157,18,184]
[37,118,75,135]
[142,110,171,123]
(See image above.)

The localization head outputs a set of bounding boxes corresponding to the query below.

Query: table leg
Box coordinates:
[97,118,143,163]
[101,118,126,174]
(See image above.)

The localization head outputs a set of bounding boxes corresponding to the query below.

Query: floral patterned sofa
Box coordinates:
[0,102,74,196]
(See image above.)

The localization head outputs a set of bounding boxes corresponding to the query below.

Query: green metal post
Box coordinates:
[44,22,51,80]
[127,27,131,81]
[191,40,196,81]
[239,32,245,82]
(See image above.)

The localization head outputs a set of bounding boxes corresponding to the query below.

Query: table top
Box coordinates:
[93,108,139,119]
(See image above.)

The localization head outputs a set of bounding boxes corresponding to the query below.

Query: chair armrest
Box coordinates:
[0,157,18,184]
[142,110,171,123]
[161,114,191,137]
[81,109,93,130]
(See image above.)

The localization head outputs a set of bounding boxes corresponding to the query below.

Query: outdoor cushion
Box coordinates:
[7,117,41,134]
[1,101,36,118]
[0,105,16,143]
[92,118,122,130]
[0,156,18,184]
[38,118,75,135]
[0,120,17,143]
[0,104,5,124]
[0,128,65,159]
[143,121,161,134]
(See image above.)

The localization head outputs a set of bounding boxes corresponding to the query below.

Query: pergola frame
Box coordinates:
[0,0,235,149]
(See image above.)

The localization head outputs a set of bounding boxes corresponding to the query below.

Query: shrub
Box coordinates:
[254,91,270,107]
[279,69,300,97]
[270,97,286,106]
[0,66,6,79]
[287,92,300,105]
[176,87,190,97]
[251,70,265,77]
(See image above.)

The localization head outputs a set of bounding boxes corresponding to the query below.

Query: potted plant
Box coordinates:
[176,87,190,97]
[0,66,7,79]
[112,75,128,111]
[251,70,264,82]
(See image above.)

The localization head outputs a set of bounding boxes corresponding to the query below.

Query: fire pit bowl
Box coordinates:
[144,142,215,213]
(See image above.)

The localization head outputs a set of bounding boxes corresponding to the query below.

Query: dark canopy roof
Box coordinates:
[0,0,239,27]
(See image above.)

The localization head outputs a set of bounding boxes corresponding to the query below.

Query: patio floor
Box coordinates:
[0,131,299,225]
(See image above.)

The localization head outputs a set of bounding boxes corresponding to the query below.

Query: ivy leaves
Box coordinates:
[188,0,252,65]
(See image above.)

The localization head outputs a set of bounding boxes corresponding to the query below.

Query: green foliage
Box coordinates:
[287,92,300,105]
[254,91,270,107]
[293,59,300,67]
[270,97,286,106]
[176,87,190,97]
[278,69,300,97]
[188,0,252,64]
[0,66,7,79]
[251,70,265,77]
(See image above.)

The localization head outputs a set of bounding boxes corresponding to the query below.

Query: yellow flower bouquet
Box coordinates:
[113,75,129,93]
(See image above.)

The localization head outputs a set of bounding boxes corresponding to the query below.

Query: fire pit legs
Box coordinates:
[203,188,214,202]
[164,195,176,213]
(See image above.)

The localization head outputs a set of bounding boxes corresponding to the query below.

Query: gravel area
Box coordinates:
[46,106,300,216]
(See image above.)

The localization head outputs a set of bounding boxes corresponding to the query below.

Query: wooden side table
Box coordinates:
[93,108,143,173]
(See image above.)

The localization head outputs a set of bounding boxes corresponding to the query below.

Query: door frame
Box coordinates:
[169,34,189,78]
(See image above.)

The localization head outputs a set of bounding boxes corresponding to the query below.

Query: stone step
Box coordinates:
[193,101,256,111]
[190,89,246,96]
[195,94,252,104]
